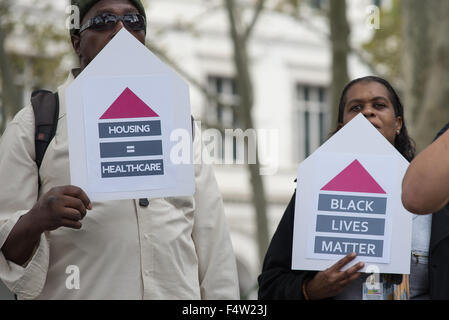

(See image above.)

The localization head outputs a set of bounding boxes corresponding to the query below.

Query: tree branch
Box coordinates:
[280,6,383,77]
[244,0,266,41]
[150,3,223,38]
[350,46,385,76]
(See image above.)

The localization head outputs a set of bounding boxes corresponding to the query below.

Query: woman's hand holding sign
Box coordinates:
[305,252,365,300]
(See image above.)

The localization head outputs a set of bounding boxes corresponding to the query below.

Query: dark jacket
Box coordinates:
[429,204,449,299]
[428,122,449,299]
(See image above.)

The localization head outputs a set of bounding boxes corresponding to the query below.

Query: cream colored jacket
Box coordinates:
[0,73,239,300]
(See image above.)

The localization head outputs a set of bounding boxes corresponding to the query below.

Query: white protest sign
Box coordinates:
[292,114,412,274]
[66,29,194,201]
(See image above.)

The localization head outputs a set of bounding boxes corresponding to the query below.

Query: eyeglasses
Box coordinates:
[79,13,146,34]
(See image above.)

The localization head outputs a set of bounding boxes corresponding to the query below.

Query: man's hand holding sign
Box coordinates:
[2,186,91,266]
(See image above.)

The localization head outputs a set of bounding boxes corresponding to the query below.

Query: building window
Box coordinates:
[206,75,239,128]
[294,84,329,161]
[206,75,240,161]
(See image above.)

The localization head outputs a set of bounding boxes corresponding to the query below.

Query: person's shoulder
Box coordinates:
[0,105,35,154]
[8,105,35,129]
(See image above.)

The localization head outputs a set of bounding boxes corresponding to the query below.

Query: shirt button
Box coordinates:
[144,270,150,277]
[144,234,149,240]
[139,198,149,207]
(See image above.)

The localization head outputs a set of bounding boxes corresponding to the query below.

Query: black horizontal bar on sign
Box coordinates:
[98,120,161,138]
[101,159,164,178]
[317,194,387,215]
[100,140,163,158]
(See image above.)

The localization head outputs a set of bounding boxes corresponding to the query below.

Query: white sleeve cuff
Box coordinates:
[0,211,49,300]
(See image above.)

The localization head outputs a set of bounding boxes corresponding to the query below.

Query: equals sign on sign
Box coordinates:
[126,145,135,154]
[100,141,163,158]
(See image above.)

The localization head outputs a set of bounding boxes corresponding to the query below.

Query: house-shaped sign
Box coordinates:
[65,29,194,201]
[292,114,412,275]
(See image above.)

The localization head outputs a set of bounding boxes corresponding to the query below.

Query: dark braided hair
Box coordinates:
[335,76,415,162]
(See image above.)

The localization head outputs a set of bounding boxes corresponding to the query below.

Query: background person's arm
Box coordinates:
[402,125,449,214]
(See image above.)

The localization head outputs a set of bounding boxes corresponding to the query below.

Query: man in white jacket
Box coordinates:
[0,0,239,299]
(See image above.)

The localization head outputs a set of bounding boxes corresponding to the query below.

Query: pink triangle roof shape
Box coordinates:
[321,159,386,194]
[100,87,159,119]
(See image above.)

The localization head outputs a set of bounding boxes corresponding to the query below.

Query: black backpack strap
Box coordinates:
[31,90,59,169]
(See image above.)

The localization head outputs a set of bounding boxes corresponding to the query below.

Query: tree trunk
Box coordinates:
[401,0,431,144]
[402,0,449,151]
[329,0,350,127]
[224,0,270,266]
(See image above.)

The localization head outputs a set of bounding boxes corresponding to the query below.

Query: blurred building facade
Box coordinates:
[0,0,388,299]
